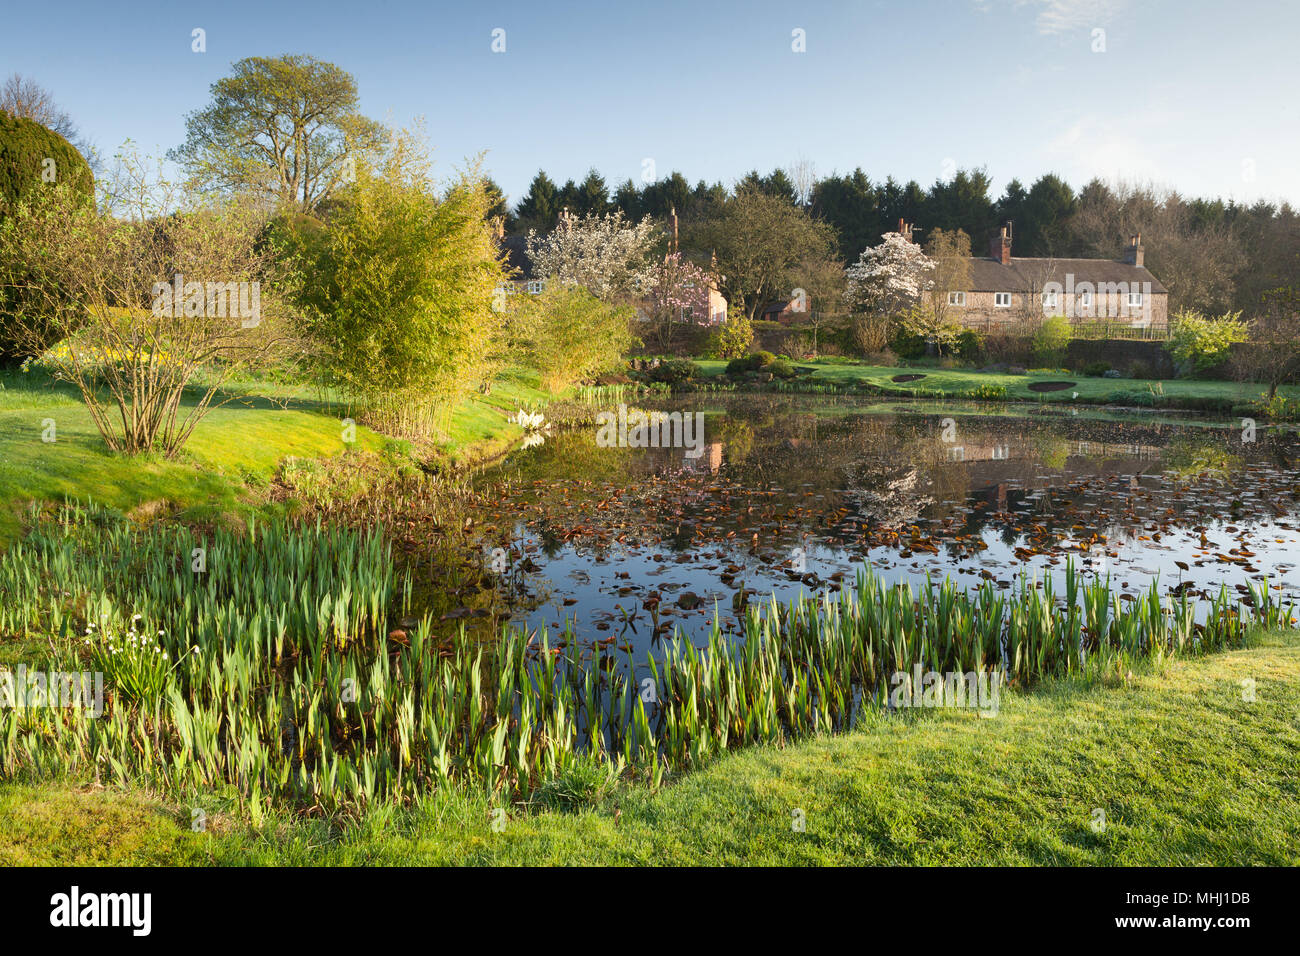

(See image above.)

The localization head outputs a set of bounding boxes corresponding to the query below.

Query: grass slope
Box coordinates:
[4,631,1295,866]
[0,367,552,539]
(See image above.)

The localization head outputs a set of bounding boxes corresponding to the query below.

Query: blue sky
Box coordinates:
[4,0,1298,207]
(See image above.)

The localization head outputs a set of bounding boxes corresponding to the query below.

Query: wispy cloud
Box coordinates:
[1043,111,1167,184]
[1004,0,1128,35]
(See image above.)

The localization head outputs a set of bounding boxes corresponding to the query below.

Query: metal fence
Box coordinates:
[1066,320,1169,341]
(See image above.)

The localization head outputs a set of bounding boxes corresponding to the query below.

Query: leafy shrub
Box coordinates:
[1167,309,1248,375]
[956,329,985,364]
[710,312,754,358]
[1031,316,1071,365]
[1258,393,1300,421]
[0,112,93,210]
[1111,389,1156,407]
[726,351,775,374]
[1082,361,1110,377]
[515,285,637,393]
[646,357,698,384]
[293,150,507,430]
[767,358,796,379]
[889,325,927,359]
[967,383,1008,400]
[0,115,95,366]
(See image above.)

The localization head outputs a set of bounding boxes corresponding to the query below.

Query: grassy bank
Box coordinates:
[2,502,1291,854]
[0,366,554,540]
[690,358,1298,413]
[3,628,1296,866]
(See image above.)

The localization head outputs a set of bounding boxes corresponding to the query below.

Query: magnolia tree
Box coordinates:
[643,252,717,347]
[845,231,933,315]
[526,209,657,302]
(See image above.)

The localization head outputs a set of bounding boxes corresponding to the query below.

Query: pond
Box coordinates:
[408,395,1300,656]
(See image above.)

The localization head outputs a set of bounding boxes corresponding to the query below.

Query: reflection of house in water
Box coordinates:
[946,444,1010,462]
[682,442,724,474]
[945,439,1161,475]
[950,437,1164,514]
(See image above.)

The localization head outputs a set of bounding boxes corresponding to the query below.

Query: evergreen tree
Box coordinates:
[515,170,561,231]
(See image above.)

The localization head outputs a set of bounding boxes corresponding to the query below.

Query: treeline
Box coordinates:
[501,165,1300,315]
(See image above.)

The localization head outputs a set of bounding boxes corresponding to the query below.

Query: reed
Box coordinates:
[0,504,1290,815]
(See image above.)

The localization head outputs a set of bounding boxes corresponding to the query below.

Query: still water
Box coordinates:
[416,396,1300,652]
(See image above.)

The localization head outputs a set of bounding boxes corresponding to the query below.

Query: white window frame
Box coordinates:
[1127,291,1143,308]
[1043,290,1058,309]
[1078,290,1092,308]
[526,279,545,294]
[994,292,1012,308]
[947,291,966,306]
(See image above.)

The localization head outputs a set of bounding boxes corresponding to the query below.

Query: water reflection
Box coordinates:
[421,396,1300,652]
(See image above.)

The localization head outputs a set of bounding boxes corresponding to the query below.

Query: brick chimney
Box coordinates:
[989,223,1012,265]
[1122,233,1144,268]
[896,218,914,243]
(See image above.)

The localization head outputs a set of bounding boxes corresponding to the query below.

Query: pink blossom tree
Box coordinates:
[643,252,718,347]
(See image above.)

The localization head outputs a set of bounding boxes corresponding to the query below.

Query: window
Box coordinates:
[947,291,966,306]
[1078,290,1092,308]
[527,279,545,294]
[1043,290,1058,309]
[994,292,1012,308]
[1127,291,1143,308]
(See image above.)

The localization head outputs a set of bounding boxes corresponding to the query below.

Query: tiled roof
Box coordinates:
[965,257,1167,295]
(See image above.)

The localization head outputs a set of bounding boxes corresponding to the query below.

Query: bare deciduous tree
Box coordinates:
[0,150,296,456]
[1067,180,1244,314]
[0,73,99,171]
[1232,288,1300,401]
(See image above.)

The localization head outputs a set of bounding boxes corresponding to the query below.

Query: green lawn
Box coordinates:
[4,630,1295,866]
[0,367,553,539]
[693,358,1296,408]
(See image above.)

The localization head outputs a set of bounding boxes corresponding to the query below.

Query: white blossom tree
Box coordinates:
[845,231,933,315]
[526,209,657,302]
